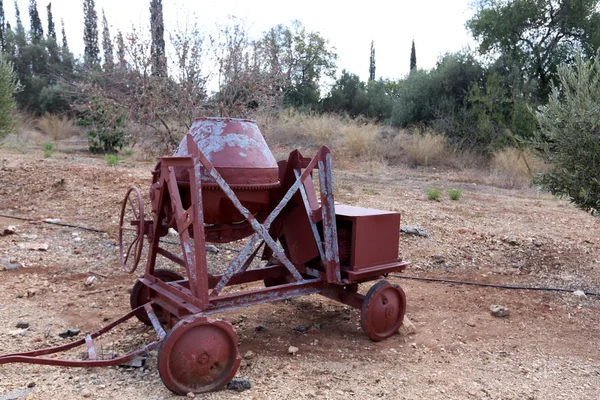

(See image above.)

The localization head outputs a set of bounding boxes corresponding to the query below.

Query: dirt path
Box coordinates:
[0,150,599,400]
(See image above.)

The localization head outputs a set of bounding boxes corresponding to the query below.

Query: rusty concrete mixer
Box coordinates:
[0,117,409,395]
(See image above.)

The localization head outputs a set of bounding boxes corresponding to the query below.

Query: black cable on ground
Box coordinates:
[390,274,599,297]
[0,213,106,233]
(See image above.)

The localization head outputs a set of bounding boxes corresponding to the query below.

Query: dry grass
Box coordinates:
[489,147,547,189]
[400,129,448,167]
[36,113,81,141]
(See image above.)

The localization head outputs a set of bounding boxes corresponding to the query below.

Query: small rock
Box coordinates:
[2,225,17,235]
[43,218,61,224]
[4,262,24,271]
[243,350,256,360]
[431,254,445,264]
[8,328,28,336]
[288,346,299,355]
[84,276,96,287]
[186,392,195,398]
[490,304,510,318]
[58,328,81,338]
[399,316,416,335]
[255,325,267,332]
[26,288,37,297]
[409,342,417,348]
[27,382,36,388]
[80,388,91,398]
[227,378,252,392]
[16,321,30,329]
[466,320,476,327]
[457,227,468,234]
[573,290,587,298]
[18,242,49,251]
[118,357,146,368]
[206,245,219,254]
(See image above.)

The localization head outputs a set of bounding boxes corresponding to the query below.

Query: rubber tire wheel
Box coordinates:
[130,269,184,325]
[360,280,407,342]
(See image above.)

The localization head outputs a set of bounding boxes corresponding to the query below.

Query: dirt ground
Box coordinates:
[0,145,599,400]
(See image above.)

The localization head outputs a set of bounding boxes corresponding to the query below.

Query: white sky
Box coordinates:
[7,0,477,83]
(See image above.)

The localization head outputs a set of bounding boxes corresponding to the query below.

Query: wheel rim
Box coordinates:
[159,317,241,394]
[361,280,406,342]
[119,186,145,273]
[130,269,184,325]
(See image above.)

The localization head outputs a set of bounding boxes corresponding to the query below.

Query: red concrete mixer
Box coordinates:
[0,117,409,395]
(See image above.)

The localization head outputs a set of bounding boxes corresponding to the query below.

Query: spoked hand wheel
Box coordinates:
[119,186,146,273]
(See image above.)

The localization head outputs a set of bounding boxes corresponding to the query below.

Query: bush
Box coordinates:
[76,96,127,154]
[104,154,120,166]
[36,113,80,141]
[534,53,600,215]
[448,188,462,200]
[402,130,447,166]
[43,142,54,158]
[0,55,19,138]
[489,147,536,188]
[426,188,441,201]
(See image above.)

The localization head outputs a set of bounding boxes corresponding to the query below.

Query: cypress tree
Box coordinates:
[60,18,73,75]
[14,0,20,27]
[149,0,166,76]
[60,18,68,50]
[116,29,126,70]
[0,1,5,52]
[28,0,43,43]
[369,40,375,81]
[46,2,55,39]
[410,39,417,72]
[101,9,113,70]
[83,0,99,66]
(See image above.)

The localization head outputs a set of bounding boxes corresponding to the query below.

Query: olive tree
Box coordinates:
[0,55,19,138]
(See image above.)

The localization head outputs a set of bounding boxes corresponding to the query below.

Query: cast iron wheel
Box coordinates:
[119,186,145,273]
[158,316,241,395]
[360,280,406,342]
[130,269,184,326]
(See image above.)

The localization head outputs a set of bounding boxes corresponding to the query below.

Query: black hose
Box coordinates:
[390,274,599,297]
[0,213,106,233]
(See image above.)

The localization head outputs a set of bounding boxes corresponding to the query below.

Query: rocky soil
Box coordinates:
[0,149,599,400]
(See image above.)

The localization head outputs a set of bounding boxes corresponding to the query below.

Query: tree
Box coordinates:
[255,20,337,109]
[467,0,600,101]
[59,18,73,75]
[83,0,99,66]
[101,10,113,70]
[533,52,600,215]
[28,0,43,43]
[0,1,6,52]
[116,30,126,70]
[149,0,166,76]
[0,54,19,137]
[410,39,416,72]
[46,2,55,39]
[369,40,375,81]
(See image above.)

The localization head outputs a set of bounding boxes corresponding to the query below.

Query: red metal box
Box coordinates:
[335,205,401,271]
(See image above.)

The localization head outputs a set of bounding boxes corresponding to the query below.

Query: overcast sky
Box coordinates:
[7,0,478,82]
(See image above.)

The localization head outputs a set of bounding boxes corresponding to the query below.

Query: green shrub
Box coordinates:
[0,55,19,138]
[76,96,127,154]
[43,142,54,158]
[533,53,600,215]
[124,148,134,156]
[448,188,462,200]
[104,154,120,166]
[426,188,441,201]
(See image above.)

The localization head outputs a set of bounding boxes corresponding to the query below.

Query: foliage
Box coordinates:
[402,130,448,167]
[369,41,375,81]
[104,153,119,166]
[83,0,99,66]
[410,39,416,72]
[149,0,166,76]
[28,0,43,43]
[255,20,337,109]
[533,52,600,215]
[76,95,127,154]
[101,10,113,70]
[0,54,19,138]
[448,188,462,200]
[426,188,441,201]
[36,113,80,141]
[467,0,600,101]
[42,141,53,157]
